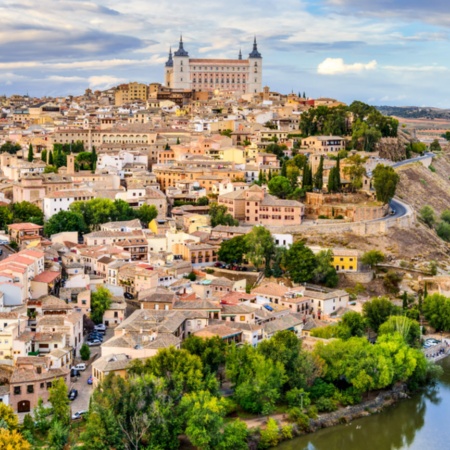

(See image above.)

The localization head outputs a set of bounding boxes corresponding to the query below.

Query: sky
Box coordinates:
[1,0,449,107]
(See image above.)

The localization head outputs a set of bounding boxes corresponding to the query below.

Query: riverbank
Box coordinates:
[245,384,411,448]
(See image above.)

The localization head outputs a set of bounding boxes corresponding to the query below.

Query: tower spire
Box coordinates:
[174,34,189,57]
[249,36,262,58]
[238,48,242,60]
[165,46,173,67]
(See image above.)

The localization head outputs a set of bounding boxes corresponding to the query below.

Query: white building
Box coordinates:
[43,190,95,220]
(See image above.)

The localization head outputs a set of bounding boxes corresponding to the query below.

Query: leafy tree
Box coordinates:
[419,205,436,228]
[0,206,13,230]
[76,151,95,170]
[443,131,450,142]
[218,420,248,450]
[44,165,58,173]
[286,163,300,189]
[218,235,248,263]
[44,210,87,236]
[372,164,400,204]
[48,377,70,426]
[0,141,21,154]
[27,143,33,162]
[48,420,68,450]
[351,119,382,151]
[343,154,367,191]
[91,286,112,324]
[70,198,117,230]
[80,343,91,361]
[383,270,403,294]
[135,204,158,225]
[379,316,421,347]
[430,139,442,152]
[182,336,227,376]
[313,155,324,190]
[180,390,227,450]
[196,196,209,206]
[362,297,396,332]
[0,429,31,449]
[112,199,136,222]
[361,250,385,269]
[313,250,338,287]
[339,311,366,338]
[12,201,44,225]
[441,209,450,224]
[268,176,292,199]
[437,221,450,242]
[282,241,317,283]
[423,294,450,331]
[34,397,51,433]
[0,403,18,430]
[209,203,238,227]
[220,129,233,137]
[258,418,279,449]
[244,226,275,271]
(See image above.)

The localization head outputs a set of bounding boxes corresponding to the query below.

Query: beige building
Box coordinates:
[115,82,149,106]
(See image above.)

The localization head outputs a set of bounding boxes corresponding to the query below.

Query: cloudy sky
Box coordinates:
[1,0,449,106]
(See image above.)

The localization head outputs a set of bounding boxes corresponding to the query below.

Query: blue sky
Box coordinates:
[0,0,449,107]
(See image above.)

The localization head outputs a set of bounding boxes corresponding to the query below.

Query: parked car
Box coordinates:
[124,292,134,300]
[70,369,80,378]
[214,261,224,267]
[68,389,78,401]
[88,334,103,342]
[87,376,93,385]
[94,324,107,332]
[72,363,86,371]
[72,410,88,420]
[87,339,102,346]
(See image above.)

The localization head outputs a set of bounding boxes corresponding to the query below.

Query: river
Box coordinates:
[277,357,450,450]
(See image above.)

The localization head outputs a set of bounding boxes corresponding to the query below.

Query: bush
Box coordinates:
[315,396,338,412]
[306,405,318,419]
[318,215,329,219]
[185,272,197,281]
[280,424,293,440]
[333,388,361,406]
[205,268,214,274]
[429,165,436,172]
[285,388,310,409]
[335,215,344,219]
[258,418,279,449]
[308,379,336,400]
[80,344,91,361]
[287,408,310,432]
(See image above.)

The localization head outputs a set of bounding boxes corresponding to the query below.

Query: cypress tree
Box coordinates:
[281,160,287,177]
[402,291,408,310]
[176,137,180,145]
[41,149,47,163]
[48,150,54,165]
[335,157,341,190]
[314,156,324,190]
[268,168,273,181]
[328,167,336,193]
[424,282,428,299]
[27,143,33,162]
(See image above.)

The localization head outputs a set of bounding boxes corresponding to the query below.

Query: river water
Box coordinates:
[277,357,450,450]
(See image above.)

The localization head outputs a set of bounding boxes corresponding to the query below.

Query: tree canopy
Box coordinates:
[209,203,238,227]
[91,286,113,324]
[217,235,248,264]
[44,210,88,236]
[372,164,400,204]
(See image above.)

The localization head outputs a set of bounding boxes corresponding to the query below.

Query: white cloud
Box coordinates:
[383,64,448,72]
[88,75,127,89]
[47,75,86,82]
[317,57,377,75]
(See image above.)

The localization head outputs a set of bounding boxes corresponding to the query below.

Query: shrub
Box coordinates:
[287,408,310,432]
[80,344,90,361]
[205,268,214,274]
[306,405,318,419]
[309,379,336,400]
[281,424,294,440]
[335,215,344,219]
[185,272,197,281]
[315,396,338,412]
[285,388,311,409]
[259,418,279,449]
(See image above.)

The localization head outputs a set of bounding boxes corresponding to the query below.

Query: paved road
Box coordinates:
[392,152,435,169]
[0,244,16,261]
[388,198,408,219]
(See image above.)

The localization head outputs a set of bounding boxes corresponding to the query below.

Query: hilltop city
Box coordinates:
[1,37,450,449]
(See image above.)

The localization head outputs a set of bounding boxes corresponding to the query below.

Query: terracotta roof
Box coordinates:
[33,270,60,283]
[252,282,289,298]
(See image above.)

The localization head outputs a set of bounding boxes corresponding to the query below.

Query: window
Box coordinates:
[240,316,245,322]
[27,385,34,394]
[46,382,52,389]
[14,386,21,395]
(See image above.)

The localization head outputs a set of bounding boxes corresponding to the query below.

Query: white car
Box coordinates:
[72,363,86,371]
[72,410,88,420]
[94,324,106,332]
[87,339,101,346]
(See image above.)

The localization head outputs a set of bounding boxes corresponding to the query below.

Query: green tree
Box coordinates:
[379,316,421,347]
[268,176,292,199]
[302,164,313,191]
[44,165,58,173]
[182,336,227,376]
[34,397,51,433]
[423,293,450,331]
[244,226,275,271]
[0,141,21,154]
[70,198,117,230]
[258,418,279,449]
[76,151,95,170]
[12,201,44,225]
[91,286,112,324]
[209,203,238,227]
[437,221,450,242]
[343,154,367,191]
[41,148,47,163]
[419,205,436,228]
[430,139,442,152]
[218,420,248,450]
[362,297,396,332]
[282,241,317,283]
[218,235,248,264]
[0,206,13,230]
[80,343,91,361]
[372,164,400,204]
[361,250,385,269]
[27,143,33,162]
[44,210,87,236]
[48,150,54,165]
[0,403,19,430]
[180,390,227,450]
[313,250,338,287]
[112,199,136,221]
[48,420,68,450]
[48,378,70,426]
[383,270,403,294]
[338,311,366,339]
[313,156,324,190]
[135,204,158,226]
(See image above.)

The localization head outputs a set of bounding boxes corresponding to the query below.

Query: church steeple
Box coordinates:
[249,36,262,58]
[238,48,242,60]
[174,34,189,57]
[165,47,173,67]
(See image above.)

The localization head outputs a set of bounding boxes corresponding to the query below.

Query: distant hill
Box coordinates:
[376,106,450,120]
